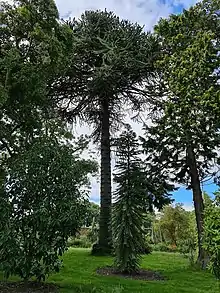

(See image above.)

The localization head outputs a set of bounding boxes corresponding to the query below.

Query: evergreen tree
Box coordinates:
[142,0,220,266]
[53,10,161,254]
[112,126,173,273]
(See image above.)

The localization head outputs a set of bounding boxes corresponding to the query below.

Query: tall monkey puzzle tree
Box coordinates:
[142,0,220,266]
[52,10,161,254]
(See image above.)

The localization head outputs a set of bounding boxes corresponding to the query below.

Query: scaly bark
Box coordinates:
[92,97,112,255]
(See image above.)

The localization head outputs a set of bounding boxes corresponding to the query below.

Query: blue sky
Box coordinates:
[173,181,218,210]
[53,0,218,210]
[55,0,198,30]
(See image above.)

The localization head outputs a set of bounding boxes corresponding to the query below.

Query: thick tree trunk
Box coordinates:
[92,98,112,255]
[187,146,207,267]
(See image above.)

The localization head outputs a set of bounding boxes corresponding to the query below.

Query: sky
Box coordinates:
[6,0,217,209]
[55,0,198,30]
[53,0,219,210]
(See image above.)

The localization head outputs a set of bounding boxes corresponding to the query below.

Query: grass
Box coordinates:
[1,249,219,293]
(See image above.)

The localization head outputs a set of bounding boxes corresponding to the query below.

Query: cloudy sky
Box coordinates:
[55,0,198,30]
[53,0,219,210]
[6,0,216,209]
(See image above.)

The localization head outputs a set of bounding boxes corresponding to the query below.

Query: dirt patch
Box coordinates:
[97,266,165,281]
[0,281,59,293]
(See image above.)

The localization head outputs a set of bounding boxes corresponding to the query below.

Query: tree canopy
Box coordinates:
[141,0,220,265]
[0,134,97,281]
[52,10,162,254]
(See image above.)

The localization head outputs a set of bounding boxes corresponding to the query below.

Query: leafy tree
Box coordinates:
[112,127,173,273]
[142,0,220,265]
[84,202,100,227]
[0,136,97,281]
[156,204,196,249]
[0,0,70,159]
[53,10,161,254]
[203,191,220,279]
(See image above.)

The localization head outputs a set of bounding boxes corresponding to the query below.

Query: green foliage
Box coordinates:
[158,204,195,246]
[0,137,97,281]
[203,192,220,279]
[142,0,220,263]
[67,236,92,249]
[60,10,160,128]
[84,202,100,227]
[112,128,146,273]
[112,127,172,273]
[153,243,171,252]
[87,225,99,244]
[143,0,220,189]
[55,10,161,252]
[0,0,71,160]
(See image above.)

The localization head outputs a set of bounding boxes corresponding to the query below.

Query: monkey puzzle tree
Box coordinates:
[112,127,173,272]
[142,0,220,266]
[52,10,161,254]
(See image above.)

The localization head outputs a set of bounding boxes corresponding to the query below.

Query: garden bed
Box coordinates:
[0,281,59,293]
[97,266,165,281]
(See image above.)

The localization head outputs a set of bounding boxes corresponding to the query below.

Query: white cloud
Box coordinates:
[183,203,194,211]
[55,0,198,30]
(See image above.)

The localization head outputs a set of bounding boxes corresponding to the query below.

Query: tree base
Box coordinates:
[196,254,210,269]
[91,243,112,256]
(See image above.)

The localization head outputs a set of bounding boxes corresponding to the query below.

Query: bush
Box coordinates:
[67,236,92,248]
[203,193,220,279]
[178,238,197,263]
[153,243,170,252]
[0,139,97,281]
[87,225,99,244]
[141,242,153,254]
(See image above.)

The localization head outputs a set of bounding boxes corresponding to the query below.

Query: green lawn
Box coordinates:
[1,249,219,293]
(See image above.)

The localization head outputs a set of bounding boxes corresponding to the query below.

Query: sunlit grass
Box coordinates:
[1,248,219,292]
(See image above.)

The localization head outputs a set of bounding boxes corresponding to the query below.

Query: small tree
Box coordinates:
[158,204,194,247]
[112,127,173,273]
[0,136,97,281]
[203,191,220,279]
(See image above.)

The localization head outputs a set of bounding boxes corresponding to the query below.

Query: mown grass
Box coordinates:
[1,249,219,293]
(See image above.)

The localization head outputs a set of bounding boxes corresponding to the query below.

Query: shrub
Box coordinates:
[141,242,153,254]
[87,225,99,244]
[153,243,170,252]
[67,236,92,248]
[0,138,97,281]
[203,193,220,279]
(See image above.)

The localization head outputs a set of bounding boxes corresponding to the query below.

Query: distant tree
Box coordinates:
[84,202,100,227]
[157,204,194,246]
[142,0,220,266]
[0,135,97,281]
[53,10,161,254]
[112,127,173,273]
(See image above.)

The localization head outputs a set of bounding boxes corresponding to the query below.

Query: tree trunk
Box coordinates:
[187,145,207,267]
[92,97,112,255]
